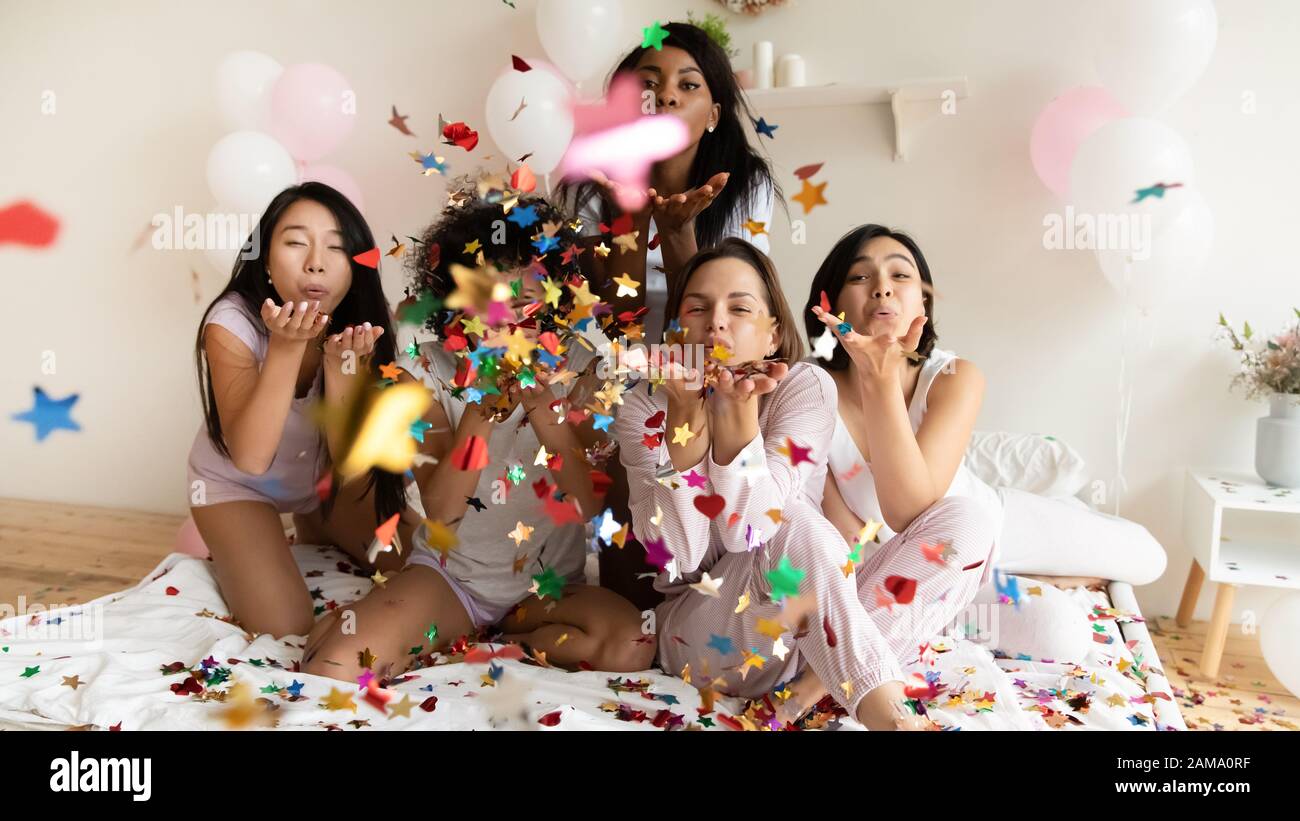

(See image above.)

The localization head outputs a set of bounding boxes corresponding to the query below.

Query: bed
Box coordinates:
[0,541,1184,731]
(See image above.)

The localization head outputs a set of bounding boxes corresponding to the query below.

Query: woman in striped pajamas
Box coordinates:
[796,224,1002,726]
[613,238,996,730]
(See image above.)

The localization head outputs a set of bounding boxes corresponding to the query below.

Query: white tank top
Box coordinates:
[825,348,1003,577]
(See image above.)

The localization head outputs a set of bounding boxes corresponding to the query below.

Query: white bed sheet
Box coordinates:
[0,545,1182,731]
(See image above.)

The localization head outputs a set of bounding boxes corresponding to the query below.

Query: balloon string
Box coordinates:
[1113,262,1160,518]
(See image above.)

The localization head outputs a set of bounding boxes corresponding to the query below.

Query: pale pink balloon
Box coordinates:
[270,63,356,163]
[174,516,210,559]
[300,164,364,212]
[1030,86,1128,198]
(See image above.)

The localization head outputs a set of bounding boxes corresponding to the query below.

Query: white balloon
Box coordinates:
[205,131,297,216]
[1090,0,1218,115]
[1096,188,1213,310]
[1261,592,1300,698]
[484,61,575,175]
[537,0,627,86]
[1070,117,1196,239]
[214,51,283,131]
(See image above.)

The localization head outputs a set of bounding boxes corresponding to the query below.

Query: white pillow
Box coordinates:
[956,576,1095,662]
[963,431,1089,497]
[993,487,1168,585]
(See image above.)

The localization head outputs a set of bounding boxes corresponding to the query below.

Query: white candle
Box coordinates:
[753,41,774,90]
[776,54,806,88]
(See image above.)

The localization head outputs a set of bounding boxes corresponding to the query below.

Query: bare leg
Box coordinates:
[301,564,475,684]
[497,583,655,672]
[192,501,315,638]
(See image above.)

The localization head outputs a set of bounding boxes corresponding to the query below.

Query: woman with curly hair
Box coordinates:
[301,179,655,683]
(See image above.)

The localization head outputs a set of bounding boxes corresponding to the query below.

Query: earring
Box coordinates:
[707,124,716,133]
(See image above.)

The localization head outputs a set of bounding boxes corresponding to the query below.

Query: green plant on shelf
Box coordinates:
[686,10,739,59]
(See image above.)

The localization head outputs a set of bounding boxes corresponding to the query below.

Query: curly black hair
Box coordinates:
[405,191,588,339]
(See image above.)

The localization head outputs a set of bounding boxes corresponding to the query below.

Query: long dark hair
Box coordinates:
[194,181,406,521]
[803,224,938,371]
[665,237,805,364]
[557,21,782,249]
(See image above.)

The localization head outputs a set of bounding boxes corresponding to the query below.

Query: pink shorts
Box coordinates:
[406,550,515,628]
[186,428,323,515]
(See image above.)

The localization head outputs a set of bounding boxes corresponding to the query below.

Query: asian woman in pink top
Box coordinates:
[188,182,408,638]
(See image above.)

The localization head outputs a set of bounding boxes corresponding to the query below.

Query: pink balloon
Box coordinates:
[301,163,364,212]
[1030,86,1128,198]
[270,63,356,163]
[174,516,210,559]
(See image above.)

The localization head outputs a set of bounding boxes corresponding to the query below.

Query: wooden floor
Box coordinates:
[0,498,181,608]
[2,497,1297,731]
[1148,614,1299,731]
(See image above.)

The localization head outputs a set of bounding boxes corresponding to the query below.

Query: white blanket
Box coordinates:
[0,545,1177,731]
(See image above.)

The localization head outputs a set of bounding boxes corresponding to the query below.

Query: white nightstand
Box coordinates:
[1179,469,1300,677]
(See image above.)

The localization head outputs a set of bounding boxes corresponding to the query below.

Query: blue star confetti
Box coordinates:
[12,386,81,441]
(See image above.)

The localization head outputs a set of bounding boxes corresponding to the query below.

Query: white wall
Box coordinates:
[1,0,1296,621]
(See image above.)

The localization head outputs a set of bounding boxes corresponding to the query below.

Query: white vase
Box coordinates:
[1256,393,1300,487]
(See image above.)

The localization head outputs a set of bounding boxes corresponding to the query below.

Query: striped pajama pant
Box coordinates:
[655,495,998,717]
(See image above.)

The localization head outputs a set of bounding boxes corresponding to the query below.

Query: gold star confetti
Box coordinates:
[388,694,416,719]
[792,178,828,214]
[672,422,696,446]
[422,519,459,562]
[612,272,641,297]
[508,521,534,546]
[612,230,640,254]
[320,687,357,712]
[755,618,785,640]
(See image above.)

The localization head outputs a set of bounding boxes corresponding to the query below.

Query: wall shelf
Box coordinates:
[744,76,970,162]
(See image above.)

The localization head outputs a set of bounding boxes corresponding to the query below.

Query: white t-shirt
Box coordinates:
[573,177,775,344]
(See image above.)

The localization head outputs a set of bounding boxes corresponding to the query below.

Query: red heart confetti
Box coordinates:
[884,575,917,605]
[693,494,725,520]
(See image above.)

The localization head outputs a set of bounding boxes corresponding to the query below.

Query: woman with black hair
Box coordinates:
[768,223,1004,724]
[561,20,781,347]
[300,180,655,684]
[188,182,408,639]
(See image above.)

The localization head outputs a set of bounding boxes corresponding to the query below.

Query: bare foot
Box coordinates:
[855,680,936,731]
[774,667,830,725]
